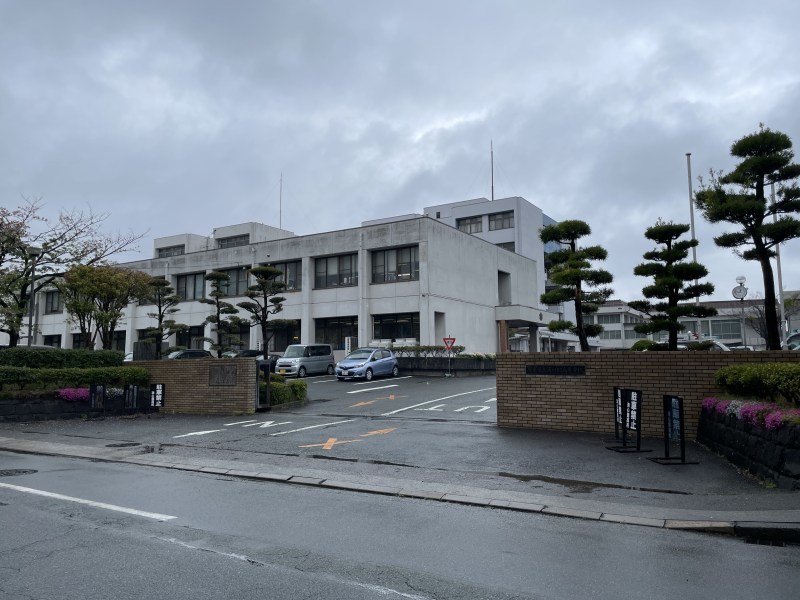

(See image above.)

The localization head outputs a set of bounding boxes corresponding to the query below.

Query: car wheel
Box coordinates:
[337,377,344,382]
[391,365,399,377]
[298,366,307,378]
[327,364,335,375]
[365,368,373,381]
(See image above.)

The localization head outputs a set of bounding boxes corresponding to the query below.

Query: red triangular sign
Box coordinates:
[443,337,456,351]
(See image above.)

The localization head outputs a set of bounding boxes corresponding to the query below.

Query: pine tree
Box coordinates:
[200,271,243,356]
[695,125,800,349]
[628,219,717,350]
[236,266,293,351]
[539,220,613,351]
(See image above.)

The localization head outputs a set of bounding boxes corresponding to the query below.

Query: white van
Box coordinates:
[275,344,335,377]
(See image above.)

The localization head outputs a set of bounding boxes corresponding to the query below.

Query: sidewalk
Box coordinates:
[1,429,798,544]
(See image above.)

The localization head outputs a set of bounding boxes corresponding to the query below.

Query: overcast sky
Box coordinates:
[3,1,799,303]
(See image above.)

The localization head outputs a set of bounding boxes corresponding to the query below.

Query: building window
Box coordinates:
[43,334,61,348]
[711,319,741,340]
[176,272,206,300]
[596,314,621,324]
[372,246,419,283]
[112,331,126,352]
[176,326,206,350]
[456,216,482,234]
[157,245,185,258]
[45,290,62,314]
[219,268,250,297]
[372,313,420,342]
[217,234,249,249]
[72,333,90,349]
[315,317,358,351]
[496,242,515,252]
[599,330,622,339]
[489,211,514,231]
[625,329,647,339]
[315,254,358,288]
[272,260,302,292]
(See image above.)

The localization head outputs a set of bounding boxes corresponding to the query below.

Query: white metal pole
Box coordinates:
[686,153,699,303]
[771,182,787,345]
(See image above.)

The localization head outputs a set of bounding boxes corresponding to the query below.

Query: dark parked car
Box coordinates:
[165,349,213,360]
[223,349,281,372]
[335,347,399,381]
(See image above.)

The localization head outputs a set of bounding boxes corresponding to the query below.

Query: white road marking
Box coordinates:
[0,482,177,521]
[269,419,356,436]
[173,429,225,438]
[454,406,490,413]
[485,398,496,403]
[381,387,496,416]
[352,376,413,386]
[415,404,446,411]
[224,419,258,426]
[347,384,398,394]
[258,420,292,429]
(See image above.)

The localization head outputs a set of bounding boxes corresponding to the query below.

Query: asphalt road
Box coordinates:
[2,452,798,600]
[1,374,785,512]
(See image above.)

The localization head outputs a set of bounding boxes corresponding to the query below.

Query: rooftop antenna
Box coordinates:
[279,172,283,230]
[490,140,495,201]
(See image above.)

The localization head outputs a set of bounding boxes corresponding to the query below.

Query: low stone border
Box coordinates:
[698,410,800,490]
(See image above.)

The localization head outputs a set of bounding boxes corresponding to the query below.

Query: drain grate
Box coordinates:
[105,442,141,448]
[0,469,37,477]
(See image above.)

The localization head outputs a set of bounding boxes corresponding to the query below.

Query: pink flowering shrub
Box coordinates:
[702,396,800,431]
[55,388,90,402]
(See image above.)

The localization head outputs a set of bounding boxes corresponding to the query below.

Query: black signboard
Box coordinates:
[150,383,165,409]
[607,388,648,453]
[124,384,139,411]
[650,395,697,465]
[90,384,106,410]
[526,365,586,376]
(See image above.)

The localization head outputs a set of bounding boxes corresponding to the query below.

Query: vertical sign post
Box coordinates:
[443,337,456,378]
[607,388,649,453]
[650,395,697,465]
[123,384,139,412]
[90,384,106,415]
[150,383,165,411]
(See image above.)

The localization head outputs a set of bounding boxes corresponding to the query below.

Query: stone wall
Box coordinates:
[496,351,799,437]
[698,410,800,490]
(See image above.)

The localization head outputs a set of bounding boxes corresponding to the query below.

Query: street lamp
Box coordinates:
[732,276,748,349]
[25,245,43,346]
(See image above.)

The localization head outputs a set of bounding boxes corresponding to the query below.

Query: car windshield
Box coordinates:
[282,346,305,358]
[167,351,182,359]
[346,350,373,360]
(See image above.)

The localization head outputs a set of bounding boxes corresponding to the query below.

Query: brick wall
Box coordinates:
[139,359,259,415]
[497,352,799,437]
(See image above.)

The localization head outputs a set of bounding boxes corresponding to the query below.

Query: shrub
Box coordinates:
[702,396,800,430]
[630,340,657,351]
[392,345,466,358]
[716,363,800,406]
[258,378,307,405]
[56,388,90,402]
[0,347,124,369]
[0,366,149,390]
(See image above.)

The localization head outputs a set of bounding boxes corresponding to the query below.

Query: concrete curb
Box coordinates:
[1,436,798,544]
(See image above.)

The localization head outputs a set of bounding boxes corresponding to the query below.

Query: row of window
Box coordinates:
[456,211,515,234]
[39,312,420,354]
[172,247,420,300]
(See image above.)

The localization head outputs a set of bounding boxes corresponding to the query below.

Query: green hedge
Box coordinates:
[0,347,124,369]
[716,363,800,406]
[259,378,307,406]
[0,366,149,390]
[392,345,466,357]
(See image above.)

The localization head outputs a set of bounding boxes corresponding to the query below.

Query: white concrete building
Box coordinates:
[24,213,557,355]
